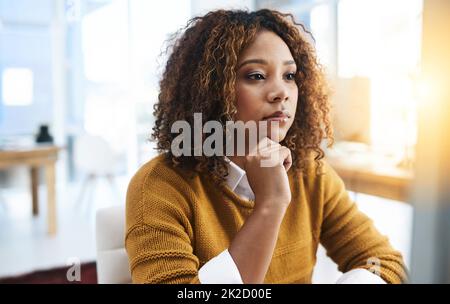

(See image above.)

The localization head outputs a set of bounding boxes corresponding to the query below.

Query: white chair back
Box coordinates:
[74,134,116,176]
[96,205,132,284]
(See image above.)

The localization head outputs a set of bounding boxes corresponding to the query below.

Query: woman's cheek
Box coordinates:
[237,93,257,115]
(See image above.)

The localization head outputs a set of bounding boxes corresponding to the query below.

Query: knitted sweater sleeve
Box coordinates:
[125,166,200,284]
[318,161,408,284]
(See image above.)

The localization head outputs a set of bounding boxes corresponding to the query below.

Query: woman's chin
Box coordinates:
[266,129,287,143]
[256,123,288,142]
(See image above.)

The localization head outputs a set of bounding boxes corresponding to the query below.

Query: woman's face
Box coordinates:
[235,30,298,143]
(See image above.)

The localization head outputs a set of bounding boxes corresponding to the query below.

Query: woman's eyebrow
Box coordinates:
[284,60,296,66]
[238,59,296,69]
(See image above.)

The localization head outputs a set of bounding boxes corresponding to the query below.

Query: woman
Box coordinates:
[125,9,407,284]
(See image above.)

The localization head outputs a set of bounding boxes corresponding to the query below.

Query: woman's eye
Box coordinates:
[247,73,265,80]
[285,72,296,81]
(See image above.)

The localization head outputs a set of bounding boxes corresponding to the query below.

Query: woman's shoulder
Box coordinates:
[126,153,196,226]
[131,153,170,177]
[127,153,191,193]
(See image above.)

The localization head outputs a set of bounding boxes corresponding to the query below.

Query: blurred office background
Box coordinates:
[0,0,449,283]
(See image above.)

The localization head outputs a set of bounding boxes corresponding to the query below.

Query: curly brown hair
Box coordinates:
[151,9,333,183]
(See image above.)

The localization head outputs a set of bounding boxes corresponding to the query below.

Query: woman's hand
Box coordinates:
[243,137,292,213]
[228,137,293,283]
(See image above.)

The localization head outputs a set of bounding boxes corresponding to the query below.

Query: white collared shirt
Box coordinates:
[198,158,386,284]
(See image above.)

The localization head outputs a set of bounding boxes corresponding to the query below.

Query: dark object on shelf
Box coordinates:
[36,125,54,144]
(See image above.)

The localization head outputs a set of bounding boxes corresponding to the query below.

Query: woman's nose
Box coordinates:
[267,80,289,103]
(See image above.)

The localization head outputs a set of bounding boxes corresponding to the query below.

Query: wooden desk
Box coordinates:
[0,145,61,235]
[327,157,414,202]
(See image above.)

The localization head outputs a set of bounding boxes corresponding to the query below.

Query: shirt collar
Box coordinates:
[224,157,256,201]
[224,157,246,192]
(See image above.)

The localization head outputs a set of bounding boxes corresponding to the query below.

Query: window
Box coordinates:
[1,68,34,106]
[337,0,422,154]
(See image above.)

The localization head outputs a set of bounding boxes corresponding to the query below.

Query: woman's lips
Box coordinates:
[263,110,291,123]
[264,116,289,122]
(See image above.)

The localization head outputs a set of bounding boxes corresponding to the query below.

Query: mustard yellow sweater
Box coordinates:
[125,154,407,284]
